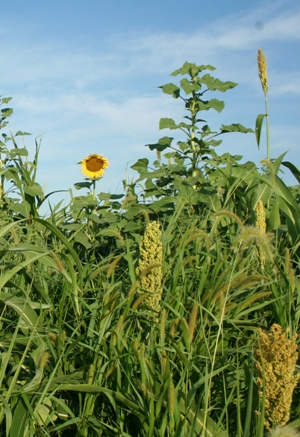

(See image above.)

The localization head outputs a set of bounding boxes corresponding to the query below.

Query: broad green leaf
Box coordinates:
[74,181,93,190]
[10,396,29,437]
[1,107,13,117]
[100,193,124,200]
[150,197,176,212]
[221,123,253,134]
[15,131,31,136]
[24,182,44,197]
[34,398,57,425]
[159,118,177,130]
[180,78,201,95]
[8,201,30,218]
[201,74,237,92]
[196,98,225,113]
[147,136,173,152]
[9,147,28,157]
[1,97,12,103]
[160,83,180,98]
[123,221,141,232]
[130,158,149,173]
[171,62,215,76]
[73,232,92,248]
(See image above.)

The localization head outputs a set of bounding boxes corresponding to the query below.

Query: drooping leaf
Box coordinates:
[32,217,83,288]
[98,192,124,200]
[74,181,93,190]
[255,113,266,148]
[282,161,300,184]
[0,293,42,331]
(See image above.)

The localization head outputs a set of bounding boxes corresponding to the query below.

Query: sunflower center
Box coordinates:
[86,156,104,172]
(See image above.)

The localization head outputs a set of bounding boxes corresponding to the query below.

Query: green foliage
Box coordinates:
[0,60,300,437]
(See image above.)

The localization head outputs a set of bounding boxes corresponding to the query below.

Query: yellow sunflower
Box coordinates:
[81,154,109,179]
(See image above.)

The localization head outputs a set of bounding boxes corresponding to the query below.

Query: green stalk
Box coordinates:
[92,179,96,200]
[264,93,270,160]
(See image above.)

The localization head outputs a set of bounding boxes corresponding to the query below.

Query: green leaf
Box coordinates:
[130,158,149,173]
[1,97,12,104]
[10,396,29,437]
[201,74,238,92]
[180,78,201,95]
[171,62,215,76]
[147,136,173,151]
[255,113,265,148]
[282,161,300,184]
[15,131,31,136]
[57,385,144,418]
[159,83,180,98]
[221,123,254,134]
[196,99,225,113]
[73,232,92,249]
[24,182,44,197]
[74,181,93,190]
[1,108,13,117]
[159,118,177,130]
[8,201,31,218]
[171,61,195,76]
[33,218,83,288]
[9,148,28,157]
[0,293,41,331]
[150,197,175,212]
[269,198,281,229]
[98,192,124,200]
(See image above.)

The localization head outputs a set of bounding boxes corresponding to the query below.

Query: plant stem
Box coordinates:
[265,93,270,160]
[92,179,96,200]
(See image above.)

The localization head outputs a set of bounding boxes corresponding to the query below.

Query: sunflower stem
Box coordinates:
[92,179,96,201]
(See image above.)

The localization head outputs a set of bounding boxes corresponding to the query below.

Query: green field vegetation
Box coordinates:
[0,53,300,437]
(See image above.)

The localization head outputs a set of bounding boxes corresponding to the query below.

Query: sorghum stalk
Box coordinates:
[258,48,271,159]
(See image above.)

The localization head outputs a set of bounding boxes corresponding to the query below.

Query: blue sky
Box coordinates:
[1,0,300,210]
